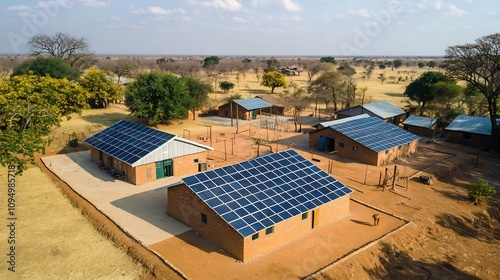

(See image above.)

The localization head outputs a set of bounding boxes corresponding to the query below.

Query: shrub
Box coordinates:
[465,179,496,205]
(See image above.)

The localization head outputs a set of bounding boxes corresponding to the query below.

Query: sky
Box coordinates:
[0,0,499,56]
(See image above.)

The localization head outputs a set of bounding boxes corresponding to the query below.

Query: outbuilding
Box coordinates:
[218,98,272,120]
[167,149,352,262]
[445,115,499,148]
[309,115,420,166]
[334,101,406,125]
[83,120,213,185]
[255,95,285,116]
[402,115,437,138]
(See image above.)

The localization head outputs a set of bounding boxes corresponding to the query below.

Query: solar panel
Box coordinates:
[329,117,420,153]
[84,120,176,166]
[182,149,352,237]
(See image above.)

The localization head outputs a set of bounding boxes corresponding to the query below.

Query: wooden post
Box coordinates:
[392,165,397,191]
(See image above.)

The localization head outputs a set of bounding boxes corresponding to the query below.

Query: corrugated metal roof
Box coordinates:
[234,98,272,111]
[403,115,437,128]
[182,149,352,237]
[84,120,213,167]
[445,115,499,135]
[319,114,370,128]
[362,101,405,119]
[255,95,284,107]
[329,117,420,152]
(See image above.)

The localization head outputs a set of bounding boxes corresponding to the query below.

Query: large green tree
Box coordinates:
[13,56,80,80]
[125,71,190,125]
[0,74,87,173]
[184,77,212,120]
[219,81,235,92]
[443,33,500,148]
[78,67,123,108]
[404,71,446,115]
[261,71,287,94]
[203,56,220,69]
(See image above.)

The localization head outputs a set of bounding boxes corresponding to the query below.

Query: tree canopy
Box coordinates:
[28,32,91,67]
[12,56,80,80]
[0,74,87,173]
[203,56,220,69]
[264,58,281,72]
[220,81,235,93]
[309,70,346,112]
[78,67,123,108]
[261,71,287,94]
[404,71,446,114]
[184,77,212,120]
[319,56,336,64]
[443,33,500,148]
[125,71,191,125]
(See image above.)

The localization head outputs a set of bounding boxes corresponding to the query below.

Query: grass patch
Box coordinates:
[385,92,405,97]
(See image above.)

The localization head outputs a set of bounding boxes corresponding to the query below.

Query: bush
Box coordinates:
[465,179,496,205]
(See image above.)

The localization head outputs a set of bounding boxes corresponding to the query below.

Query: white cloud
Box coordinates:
[282,0,301,12]
[434,0,443,9]
[289,15,301,21]
[232,16,246,23]
[110,15,122,21]
[348,9,371,18]
[203,0,243,11]
[148,6,171,15]
[80,0,107,7]
[133,6,186,16]
[446,4,465,16]
[7,5,31,11]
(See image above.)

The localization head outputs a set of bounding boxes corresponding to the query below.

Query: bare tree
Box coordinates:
[286,81,310,132]
[100,57,138,84]
[28,32,91,67]
[443,33,500,148]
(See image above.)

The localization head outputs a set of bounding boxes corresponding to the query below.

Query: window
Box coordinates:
[252,233,259,240]
[352,146,358,151]
[385,150,389,155]
[200,213,207,224]
[266,226,274,235]
[193,158,199,164]
[338,143,345,148]
[398,145,402,150]
[302,212,308,220]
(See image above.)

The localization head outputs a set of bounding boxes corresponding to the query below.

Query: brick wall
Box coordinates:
[168,183,351,262]
[446,131,491,148]
[131,163,156,185]
[173,152,207,177]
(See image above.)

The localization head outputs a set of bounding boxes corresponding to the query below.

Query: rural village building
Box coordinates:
[218,98,272,120]
[334,101,406,125]
[83,120,213,185]
[445,115,500,148]
[403,115,437,138]
[255,95,285,116]
[168,149,352,262]
[309,115,420,166]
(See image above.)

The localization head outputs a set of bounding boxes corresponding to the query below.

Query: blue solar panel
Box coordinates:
[329,117,420,153]
[83,120,176,166]
[182,149,353,237]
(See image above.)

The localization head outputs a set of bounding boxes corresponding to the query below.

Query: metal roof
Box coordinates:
[234,98,272,111]
[362,101,406,119]
[329,117,420,152]
[84,120,212,167]
[319,114,370,128]
[403,115,437,128]
[445,115,499,135]
[181,149,352,237]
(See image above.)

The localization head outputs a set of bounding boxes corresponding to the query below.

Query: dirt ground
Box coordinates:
[3,65,499,279]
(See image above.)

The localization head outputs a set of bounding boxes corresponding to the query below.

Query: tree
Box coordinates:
[404,71,446,115]
[427,61,438,68]
[431,81,462,109]
[78,67,123,108]
[125,71,190,125]
[463,83,488,116]
[310,71,346,112]
[338,62,357,107]
[0,74,88,173]
[101,57,138,84]
[465,179,496,205]
[393,59,403,69]
[264,58,281,72]
[443,33,500,148]
[12,56,80,80]
[378,63,386,70]
[242,58,252,64]
[224,93,242,104]
[183,77,212,120]
[418,62,425,68]
[319,56,336,64]
[286,81,310,132]
[261,71,287,94]
[203,56,220,69]
[219,81,235,93]
[28,32,91,67]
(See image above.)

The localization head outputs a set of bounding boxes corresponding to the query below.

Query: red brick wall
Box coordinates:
[168,184,351,262]
[173,152,207,177]
[446,131,491,148]
[131,163,156,185]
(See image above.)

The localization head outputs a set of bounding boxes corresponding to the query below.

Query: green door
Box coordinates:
[252,110,257,119]
[156,159,173,179]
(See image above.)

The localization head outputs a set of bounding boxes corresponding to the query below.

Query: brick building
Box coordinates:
[334,101,406,125]
[403,115,437,138]
[168,149,352,262]
[83,120,213,185]
[310,115,420,166]
[218,98,272,120]
[445,115,499,148]
[255,95,285,116]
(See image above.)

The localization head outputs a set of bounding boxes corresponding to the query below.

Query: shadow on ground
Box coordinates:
[363,242,480,279]
[80,112,143,127]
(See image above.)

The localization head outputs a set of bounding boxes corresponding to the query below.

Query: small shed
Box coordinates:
[309,115,420,166]
[218,98,272,120]
[403,115,437,137]
[255,95,285,115]
[83,120,213,185]
[335,101,406,125]
[445,115,499,148]
[168,149,352,262]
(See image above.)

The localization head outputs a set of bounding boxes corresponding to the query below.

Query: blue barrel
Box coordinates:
[318,136,326,151]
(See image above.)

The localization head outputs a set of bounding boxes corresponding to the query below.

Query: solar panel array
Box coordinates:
[84,120,175,166]
[330,117,420,153]
[182,149,352,237]
[234,98,272,111]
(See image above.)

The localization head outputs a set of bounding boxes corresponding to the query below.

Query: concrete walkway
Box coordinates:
[41,151,190,245]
